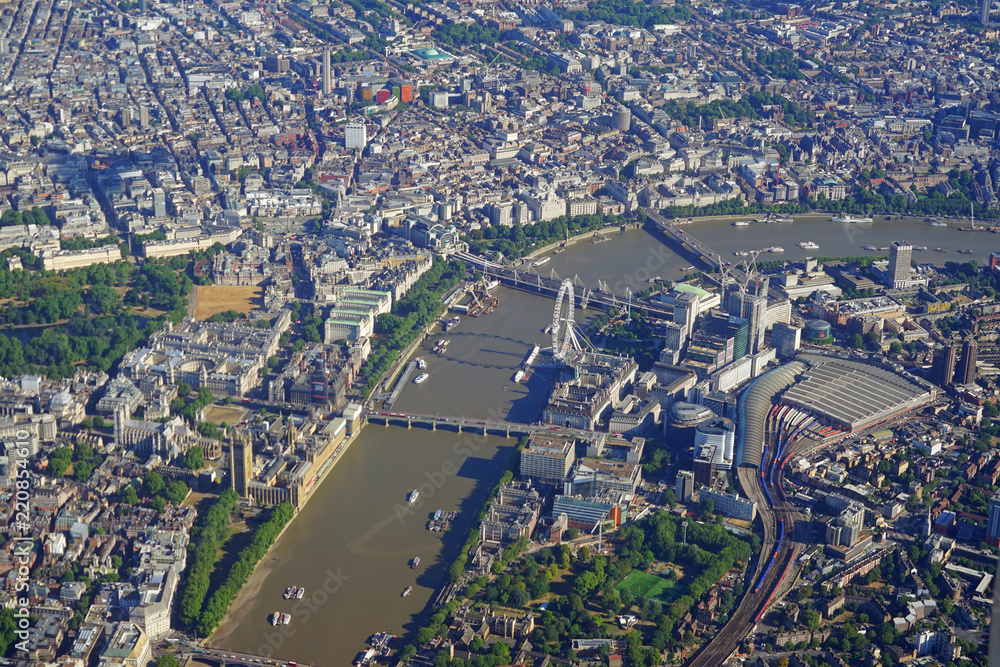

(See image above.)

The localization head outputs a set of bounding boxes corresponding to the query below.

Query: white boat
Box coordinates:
[270,611,281,626]
[732,220,750,227]
[514,370,526,383]
[416,359,426,370]
[407,489,419,503]
[832,216,873,223]
[766,246,784,253]
[928,221,948,227]
[414,373,429,384]
[280,613,291,625]
[484,279,500,290]
[532,256,551,267]
[797,241,819,250]
[402,586,412,597]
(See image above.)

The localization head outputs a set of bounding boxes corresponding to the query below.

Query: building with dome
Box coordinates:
[410,47,454,62]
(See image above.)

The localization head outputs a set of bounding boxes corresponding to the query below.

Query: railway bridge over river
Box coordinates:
[365,409,595,440]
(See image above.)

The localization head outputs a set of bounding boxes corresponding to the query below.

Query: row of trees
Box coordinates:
[197,501,295,637]
[663,197,813,220]
[0,206,51,227]
[466,214,622,261]
[362,259,466,396]
[414,443,532,654]
[60,234,121,252]
[666,165,1000,221]
[177,489,239,630]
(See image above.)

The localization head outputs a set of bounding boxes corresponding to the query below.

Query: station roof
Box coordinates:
[782,356,931,431]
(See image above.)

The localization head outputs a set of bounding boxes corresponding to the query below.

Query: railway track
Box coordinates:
[686,405,805,666]
[688,399,929,665]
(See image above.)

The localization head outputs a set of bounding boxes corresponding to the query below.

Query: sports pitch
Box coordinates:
[615,570,678,600]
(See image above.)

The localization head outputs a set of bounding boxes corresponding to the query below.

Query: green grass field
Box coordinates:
[615,570,678,601]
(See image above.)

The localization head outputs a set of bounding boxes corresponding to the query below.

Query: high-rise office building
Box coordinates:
[826,503,865,547]
[344,121,367,149]
[139,106,150,127]
[674,291,698,340]
[703,311,749,359]
[264,54,290,73]
[723,281,767,354]
[487,203,512,227]
[725,315,749,359]
[152,190,167,218]
[694,417,735,470]
[771,322,802,359]
[887,240,913,289]
[520,434,575,485]
[322,48,332,95]
[933,343,958,386]
[663,322,687,363]
[987,493,1000,547]
[674,470,695,504]
[981,0,991,24]
[957,338,978,385]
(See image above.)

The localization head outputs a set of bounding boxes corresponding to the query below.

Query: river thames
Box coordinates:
[211,215,990,665]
